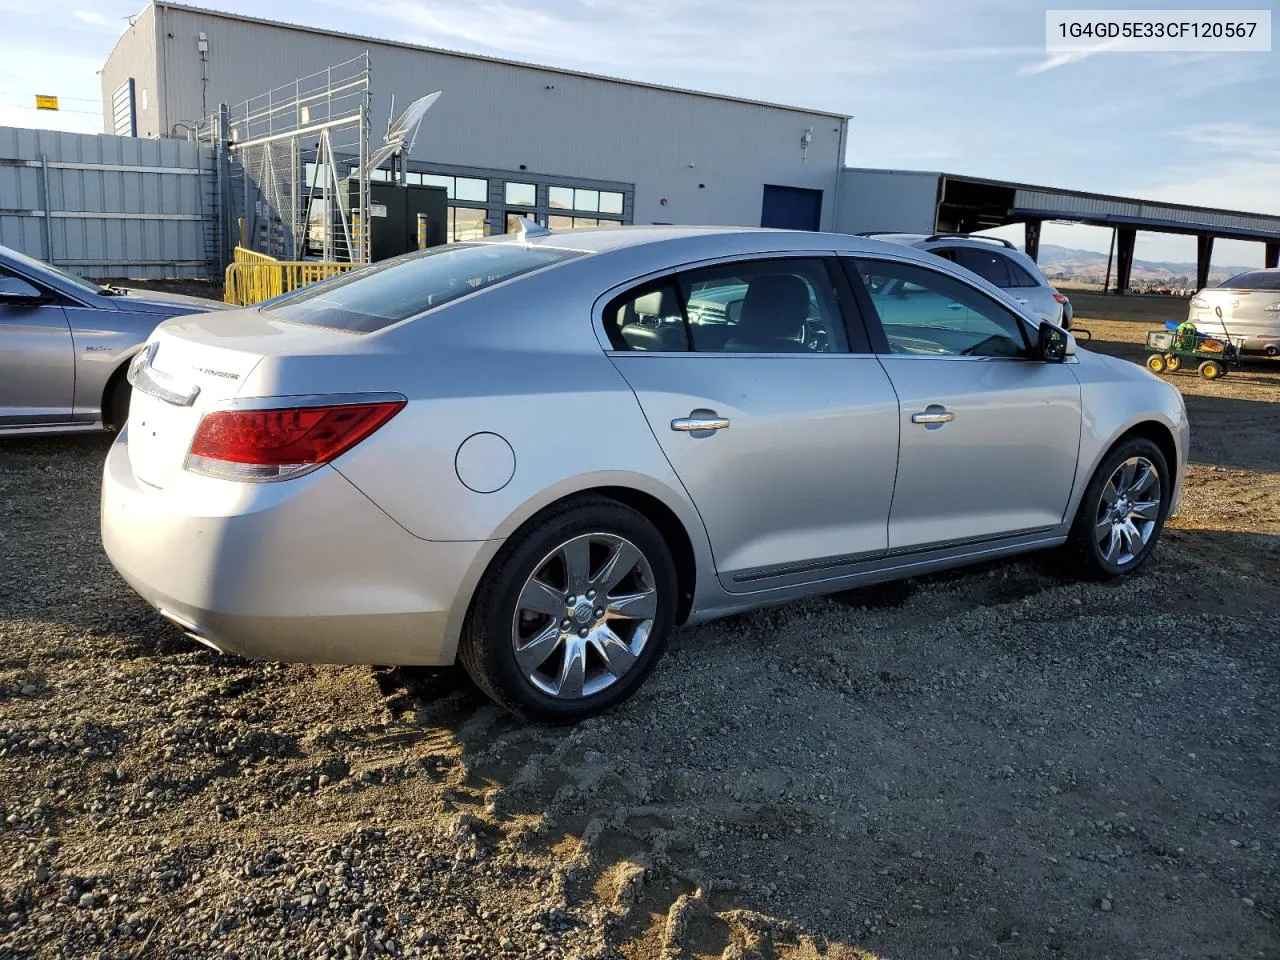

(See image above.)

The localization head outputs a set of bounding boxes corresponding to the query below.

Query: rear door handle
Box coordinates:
[911,410,955,425]
[671,415,730,432]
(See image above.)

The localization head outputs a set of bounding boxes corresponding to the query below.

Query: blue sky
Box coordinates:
[1,0,1276,265]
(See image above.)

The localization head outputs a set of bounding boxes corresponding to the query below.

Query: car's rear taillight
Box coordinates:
[1052,292,1068,304]
[187,399,405,481]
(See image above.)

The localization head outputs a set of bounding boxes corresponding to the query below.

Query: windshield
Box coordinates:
[1218,270,1280,291]
[1,243,105,296]
[263,242,585,333]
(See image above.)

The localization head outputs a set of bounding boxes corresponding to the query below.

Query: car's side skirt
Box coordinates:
[692,527,1068,624]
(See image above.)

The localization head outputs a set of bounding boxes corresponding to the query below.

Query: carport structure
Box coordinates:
[932,174,1280,294]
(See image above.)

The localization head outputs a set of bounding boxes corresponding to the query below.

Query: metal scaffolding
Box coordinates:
[197,54,371,265]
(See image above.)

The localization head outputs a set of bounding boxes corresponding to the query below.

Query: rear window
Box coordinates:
[262,242,583,332]
[1219,270,1280,291]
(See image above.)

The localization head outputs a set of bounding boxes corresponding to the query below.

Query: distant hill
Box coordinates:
[1034,243,1253,289]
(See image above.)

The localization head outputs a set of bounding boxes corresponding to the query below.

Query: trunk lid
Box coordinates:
[125,308,358,489]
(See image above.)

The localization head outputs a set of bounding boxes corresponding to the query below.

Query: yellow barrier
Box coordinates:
[223,248,359,306]
[232,246,279,266]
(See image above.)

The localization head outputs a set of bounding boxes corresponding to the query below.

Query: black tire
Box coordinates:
[458,496,678,722]
[1146,354,1166,374]
[1198,359,1224,380]
[106,376,131,431]
[1067,436,1170,580]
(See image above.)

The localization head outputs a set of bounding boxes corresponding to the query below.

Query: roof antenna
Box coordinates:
[515,217,551,245]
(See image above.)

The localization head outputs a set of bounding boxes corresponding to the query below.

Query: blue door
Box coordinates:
[761,185,822,231]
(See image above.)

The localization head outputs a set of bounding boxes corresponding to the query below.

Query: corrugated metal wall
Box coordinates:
[0,126,215,279]
[835,169,941,234]
[121,4,847,231]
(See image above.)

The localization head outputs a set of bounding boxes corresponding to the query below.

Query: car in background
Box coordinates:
[102,226,1187,722]
[1187,268,1280,356]
[859,232,1072,329]
[0,243,225,436]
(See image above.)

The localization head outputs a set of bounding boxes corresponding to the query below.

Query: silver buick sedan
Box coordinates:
[101,226,1189,721]
[0,243,225,436]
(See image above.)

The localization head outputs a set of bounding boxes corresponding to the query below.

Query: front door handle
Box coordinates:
[671,415,730,432]
[911,410,955,425]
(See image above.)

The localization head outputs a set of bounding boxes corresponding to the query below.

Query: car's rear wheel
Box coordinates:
[458,497,677,721]
[1067,437,1169,580]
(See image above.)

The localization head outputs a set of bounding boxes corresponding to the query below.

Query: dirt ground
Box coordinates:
[1,299,1277,960]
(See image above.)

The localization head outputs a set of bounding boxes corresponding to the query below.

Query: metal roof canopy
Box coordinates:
[932,172,1280,244]
[926,171,1280,291]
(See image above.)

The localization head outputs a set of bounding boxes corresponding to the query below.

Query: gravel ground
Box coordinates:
[1,323,1278,959]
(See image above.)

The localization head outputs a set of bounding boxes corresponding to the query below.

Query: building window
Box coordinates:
[412,173,489,203]
[549,216,606,229]
[456,177,488,203]
[505,182,536,206]
[573,189,599,213]
[505,212,543,233]
[369,168,391,182]
[599,191,624,215]
[451,207,487,242]
[548,186,574,210]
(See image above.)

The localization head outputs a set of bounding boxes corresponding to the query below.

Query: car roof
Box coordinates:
[481,224,970,262]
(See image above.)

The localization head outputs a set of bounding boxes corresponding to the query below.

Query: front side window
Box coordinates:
[263,243,581,333]
[952,248,1012,287]
[852,259,1029,359]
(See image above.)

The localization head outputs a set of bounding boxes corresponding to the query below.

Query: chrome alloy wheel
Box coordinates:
[512,533,658,699]
[1095,456,1162,567]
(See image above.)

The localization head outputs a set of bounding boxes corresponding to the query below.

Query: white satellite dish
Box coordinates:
[356,90,442,177]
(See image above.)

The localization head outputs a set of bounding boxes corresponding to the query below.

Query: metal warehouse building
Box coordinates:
[100,2,848,241]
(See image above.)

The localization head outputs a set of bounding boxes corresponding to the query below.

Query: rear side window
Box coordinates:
[605,281,690,352]
[953,248,1012,287]
[1220,270,1280,290]
[1005,260,1040,287]
[603,258,852,354]
[263,243,583,332]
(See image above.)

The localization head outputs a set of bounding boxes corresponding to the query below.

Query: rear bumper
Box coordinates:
[100,430,485,665]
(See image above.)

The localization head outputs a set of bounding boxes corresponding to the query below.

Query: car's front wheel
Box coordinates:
[1067,436,1170,579]
[459,497,677,721]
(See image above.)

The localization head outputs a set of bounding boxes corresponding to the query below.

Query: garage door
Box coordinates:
[761,185,822,231]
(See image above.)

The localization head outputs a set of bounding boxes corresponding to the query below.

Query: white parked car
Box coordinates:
[1187,268,1280,356]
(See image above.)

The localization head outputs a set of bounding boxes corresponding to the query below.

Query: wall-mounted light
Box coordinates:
[197,31,208,53]
[801,127,813,161]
